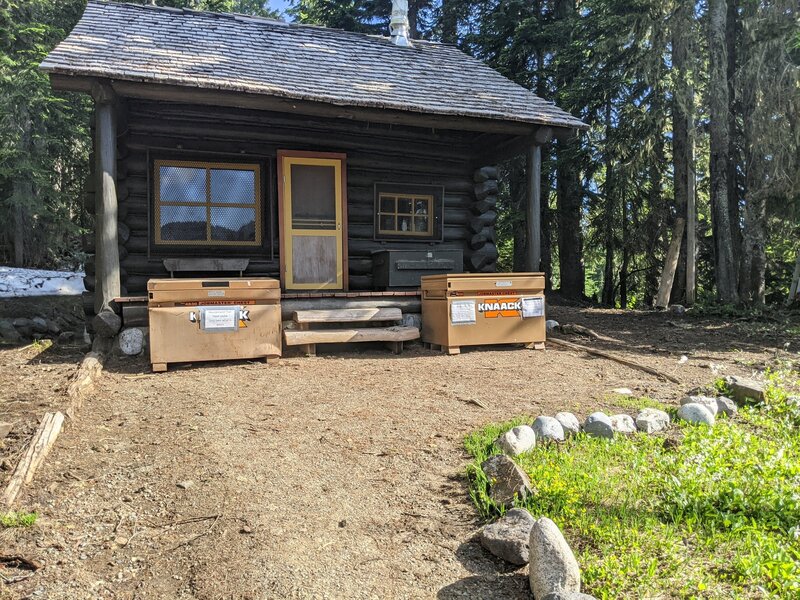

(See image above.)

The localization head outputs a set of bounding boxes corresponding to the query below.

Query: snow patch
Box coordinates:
[0,267,84,298]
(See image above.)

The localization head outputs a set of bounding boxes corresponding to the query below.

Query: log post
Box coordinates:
[526,144,542,272]
[92,82,121,314]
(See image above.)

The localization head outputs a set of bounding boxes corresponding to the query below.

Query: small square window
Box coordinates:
[374,184,443,241]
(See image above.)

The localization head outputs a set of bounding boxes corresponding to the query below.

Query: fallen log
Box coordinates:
[2,412,65,507]
[548,337,680,384]
[65,337,111,418]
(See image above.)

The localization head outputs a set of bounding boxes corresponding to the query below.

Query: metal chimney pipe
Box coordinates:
[390,0,412,47]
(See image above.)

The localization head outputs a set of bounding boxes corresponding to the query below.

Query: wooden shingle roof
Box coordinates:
[41,1,587,130]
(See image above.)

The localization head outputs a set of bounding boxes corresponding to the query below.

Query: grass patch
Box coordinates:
[465,371,800,599]
[607,394,670,411]
[0,511,37,528]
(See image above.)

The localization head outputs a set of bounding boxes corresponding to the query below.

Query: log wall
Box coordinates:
[82,100,499,314]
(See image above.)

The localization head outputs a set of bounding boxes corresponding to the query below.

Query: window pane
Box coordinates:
[398,216,412,232]
[414,199,429,214]
[291,164,336,228]
[211,207,256,242]
[210,169,255,204]
[379,195,395,213]
[379,214,396,232]
[160,206,207,241]
[398,198,413,214]
[159,166,206,203]
[414,216,429,233]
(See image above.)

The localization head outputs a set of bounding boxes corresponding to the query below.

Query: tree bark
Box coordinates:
[601,100,615,306]
[708,0,739,303]
[11,104,33,266]
[556,138,584,299]
[726,0,743,274]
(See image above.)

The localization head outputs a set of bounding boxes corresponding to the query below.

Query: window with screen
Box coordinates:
[153,160,262,247]
[374,183,444,242]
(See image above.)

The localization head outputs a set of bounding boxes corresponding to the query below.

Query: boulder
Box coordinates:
[612,387,633,396]
[727,376,765,404]
[12,317,32,338]
[57,331,76,344]
[583,412,614,439]
[715,396,738,418]
[555,412,580,437]
[677,403,715,426]
[532,416,565,443]
[669,304,686,316]
[680,395,719,416]
[481,454,533,506]
[528,517,581,600]
[546,319,561,333]
[46,320,61,335]
[496,425,536,456]
[0,422,13,440]
[609,414,636,434]
[542,593,598,600]
[92,310,122,338]
[473,165,499,183]
[118,328,145,356]
[479,507,535,565]
[31,317,49,334]
[0,319,22,343]
[635,408,670,433]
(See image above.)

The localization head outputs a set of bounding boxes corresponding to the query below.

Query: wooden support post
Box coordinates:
[526,144,542,272]
[92,82,121,314]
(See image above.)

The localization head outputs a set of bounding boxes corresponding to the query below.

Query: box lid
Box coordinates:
[147,277,280,292]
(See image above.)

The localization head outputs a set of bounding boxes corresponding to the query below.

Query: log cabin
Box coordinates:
[40,0,586,337]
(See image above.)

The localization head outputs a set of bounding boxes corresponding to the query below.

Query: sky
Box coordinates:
[267,0,292,17]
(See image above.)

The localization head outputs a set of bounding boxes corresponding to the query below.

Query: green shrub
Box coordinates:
[0,511,37,528]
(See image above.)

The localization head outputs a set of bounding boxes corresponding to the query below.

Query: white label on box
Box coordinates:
[208,290,225,297]
[202,307,238,330]
[495,280,513,287]
[451,300,476,325]
[521,297,545,319]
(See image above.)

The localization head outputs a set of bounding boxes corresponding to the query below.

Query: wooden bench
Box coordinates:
[283,307,419,356]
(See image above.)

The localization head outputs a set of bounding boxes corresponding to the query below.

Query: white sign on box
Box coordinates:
[450,300,476,325]
[521,297,545,319]
[200,307,239,331]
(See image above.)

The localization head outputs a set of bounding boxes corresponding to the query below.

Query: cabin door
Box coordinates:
[278,151,347,290]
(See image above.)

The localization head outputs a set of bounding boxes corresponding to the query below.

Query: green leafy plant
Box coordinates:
[0,511,38,528]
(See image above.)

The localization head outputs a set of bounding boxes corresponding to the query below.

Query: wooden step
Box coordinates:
[292,307,402,324]
[284,325,419,346]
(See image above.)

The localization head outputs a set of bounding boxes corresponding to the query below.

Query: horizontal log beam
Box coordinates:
[284,326,419,346]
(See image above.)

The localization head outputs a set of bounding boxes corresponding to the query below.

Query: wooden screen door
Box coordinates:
[278,151,347,290]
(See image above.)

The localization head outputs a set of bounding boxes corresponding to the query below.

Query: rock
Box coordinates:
[609,414,636,434]
[727,376,765,404]
[31,317,49,334]
[546,319,560,333]
[92,310,122,338]
[677,403,715,426]
[669,304,686,315]
[12,317,32,338]
[57,331,76,344]
[715,396,738,418]
[583,412,614,439]
[496,425,536,456]
[176,480,194,490]
[474,165,499,182]
[481,454,533,506]
[400,313,422,330]
[0,422,13,439]
[612,387,633,396]
[635,408,670,433]
[46,320,61,335]
[479,507,535,565]
[528,517,581,599]
[532,416,565,443]
[542,593,598,600]
[680,395,718,416]
[555,412,580,437]
[0,319,22,343]
[118,328,145,356]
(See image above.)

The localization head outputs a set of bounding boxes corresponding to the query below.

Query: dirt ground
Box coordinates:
[1,303,798,599]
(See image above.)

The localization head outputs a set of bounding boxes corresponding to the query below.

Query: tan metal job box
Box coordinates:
[148,277,282,372]
[421,273,546,355]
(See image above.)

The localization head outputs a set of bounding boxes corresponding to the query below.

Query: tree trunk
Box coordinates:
[11,103,33,266]
[620,193,629,308]
[601,100,615,306]
[509,161,527,272]
[556,139,584,299]
[726,0,743,275]
[708,0,739,303]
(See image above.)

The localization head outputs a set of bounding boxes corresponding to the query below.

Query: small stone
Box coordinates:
[546,319,560,333]
[0,319,22,343]
[12,317,32,337]
[481,454,533,506]
[118,328,145,356]
[612,387,633,396]
[176,480,194,490]
[727,376,765,404]
[47,320,61,335]
[528,517,581,600]
[532,416,565,443]
[479,507,535,565]
[92,310,122,338]
[496,425,536,456]
[31,317,49,333]
[240,525,253,534]
[669,304,686,315]
[716,396,738,418]
[57,331,76,344]
[680,395,718,416]
[609,414,636,434]
[338,519,347,528]
[635,408,670,433]
[677,403,715,426]
[583,412,614,439]
[0,422,13,439]
[555,412,580,437]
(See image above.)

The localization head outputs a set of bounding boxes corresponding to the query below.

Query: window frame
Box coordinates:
[149,156,270,257]
[373,183,444,242]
